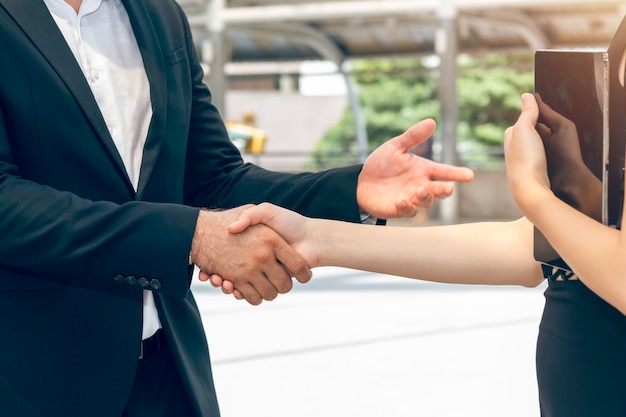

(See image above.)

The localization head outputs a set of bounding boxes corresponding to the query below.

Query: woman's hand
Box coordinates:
[227,203,321,268]
[505,93,601,221]
[534,93,602,220]
[504,93,553,216]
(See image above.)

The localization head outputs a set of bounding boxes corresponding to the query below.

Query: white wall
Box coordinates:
[226,91,347,172]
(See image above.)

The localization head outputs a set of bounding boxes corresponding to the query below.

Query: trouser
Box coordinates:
[122,330,196,417]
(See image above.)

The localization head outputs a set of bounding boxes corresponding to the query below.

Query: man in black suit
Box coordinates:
[0,0,473,416]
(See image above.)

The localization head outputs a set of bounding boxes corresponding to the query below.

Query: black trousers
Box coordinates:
[123,333,196,417]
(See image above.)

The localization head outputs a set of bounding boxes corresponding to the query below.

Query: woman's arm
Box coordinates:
[226,204,543,288]
[505,93,626,315]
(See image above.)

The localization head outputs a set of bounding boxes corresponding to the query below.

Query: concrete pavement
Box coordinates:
[192,266,546,417]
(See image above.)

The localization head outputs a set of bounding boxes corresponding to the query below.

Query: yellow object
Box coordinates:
[225,121,266,155]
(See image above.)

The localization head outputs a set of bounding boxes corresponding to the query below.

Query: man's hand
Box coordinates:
[191,207,312,305]
[357,118,474,218]
[200,203,318,301]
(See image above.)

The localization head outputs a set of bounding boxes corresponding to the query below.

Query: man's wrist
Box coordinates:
[190,209,210,267]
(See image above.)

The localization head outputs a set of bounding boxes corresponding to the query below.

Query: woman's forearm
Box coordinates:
[527,192,626,314]
[311,217,543,287]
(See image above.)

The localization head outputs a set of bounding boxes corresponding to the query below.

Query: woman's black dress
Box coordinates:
[536,269,626,417]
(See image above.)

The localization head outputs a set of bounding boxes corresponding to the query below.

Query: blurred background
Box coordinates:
[178,0,625,224]
[192,268,546,417]
[180,1,624,415]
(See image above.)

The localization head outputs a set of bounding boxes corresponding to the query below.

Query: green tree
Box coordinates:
[457,54,534,164]
[309,54,533,169]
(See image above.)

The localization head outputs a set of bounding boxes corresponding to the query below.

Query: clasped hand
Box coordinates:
[190,206,312,305]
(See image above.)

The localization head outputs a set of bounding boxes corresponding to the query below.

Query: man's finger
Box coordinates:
[426,162,475,183]
[236,283,264,306]
[396,198,420,217]
[247,270,280,301]
[275,241,312,284]
[263,261,295,294]
[388,119,437,151]
[424,181,456,199]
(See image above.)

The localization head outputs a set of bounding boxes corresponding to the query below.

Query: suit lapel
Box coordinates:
[0,0,132,191]
[122,0,168,200]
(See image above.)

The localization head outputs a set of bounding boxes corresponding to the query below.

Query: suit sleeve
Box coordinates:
[0,108,198,298]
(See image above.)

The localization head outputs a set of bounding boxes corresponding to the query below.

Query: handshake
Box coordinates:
[190,203,321,305]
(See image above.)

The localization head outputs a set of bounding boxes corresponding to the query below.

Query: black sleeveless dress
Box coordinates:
[536,267,626,416]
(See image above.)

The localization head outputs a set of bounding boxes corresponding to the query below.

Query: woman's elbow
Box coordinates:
[520,273,545,288]
[515,263,545,288]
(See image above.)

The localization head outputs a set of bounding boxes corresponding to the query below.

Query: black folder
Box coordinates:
[533,15,626,272]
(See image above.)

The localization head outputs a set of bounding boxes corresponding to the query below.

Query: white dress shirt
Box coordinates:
[44,0,161,339]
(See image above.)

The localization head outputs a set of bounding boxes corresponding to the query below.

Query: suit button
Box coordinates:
[114,274,126,284]
[149,279,162,290]
[138,277,150,288]
[126,276,137,285]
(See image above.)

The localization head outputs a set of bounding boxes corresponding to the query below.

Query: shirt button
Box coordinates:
[138,277,150,288]
[149,279,162,290]
[113,274,125,284]
[126,276,137,285]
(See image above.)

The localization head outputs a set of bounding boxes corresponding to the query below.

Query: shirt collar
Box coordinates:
[43,0,111,20]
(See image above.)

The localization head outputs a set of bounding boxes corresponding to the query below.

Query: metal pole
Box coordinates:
[436,0,460,225]
[341,63,370,163]
[205,0,228,116]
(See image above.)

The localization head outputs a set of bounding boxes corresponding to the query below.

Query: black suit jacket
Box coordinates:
[0,1,362,415]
